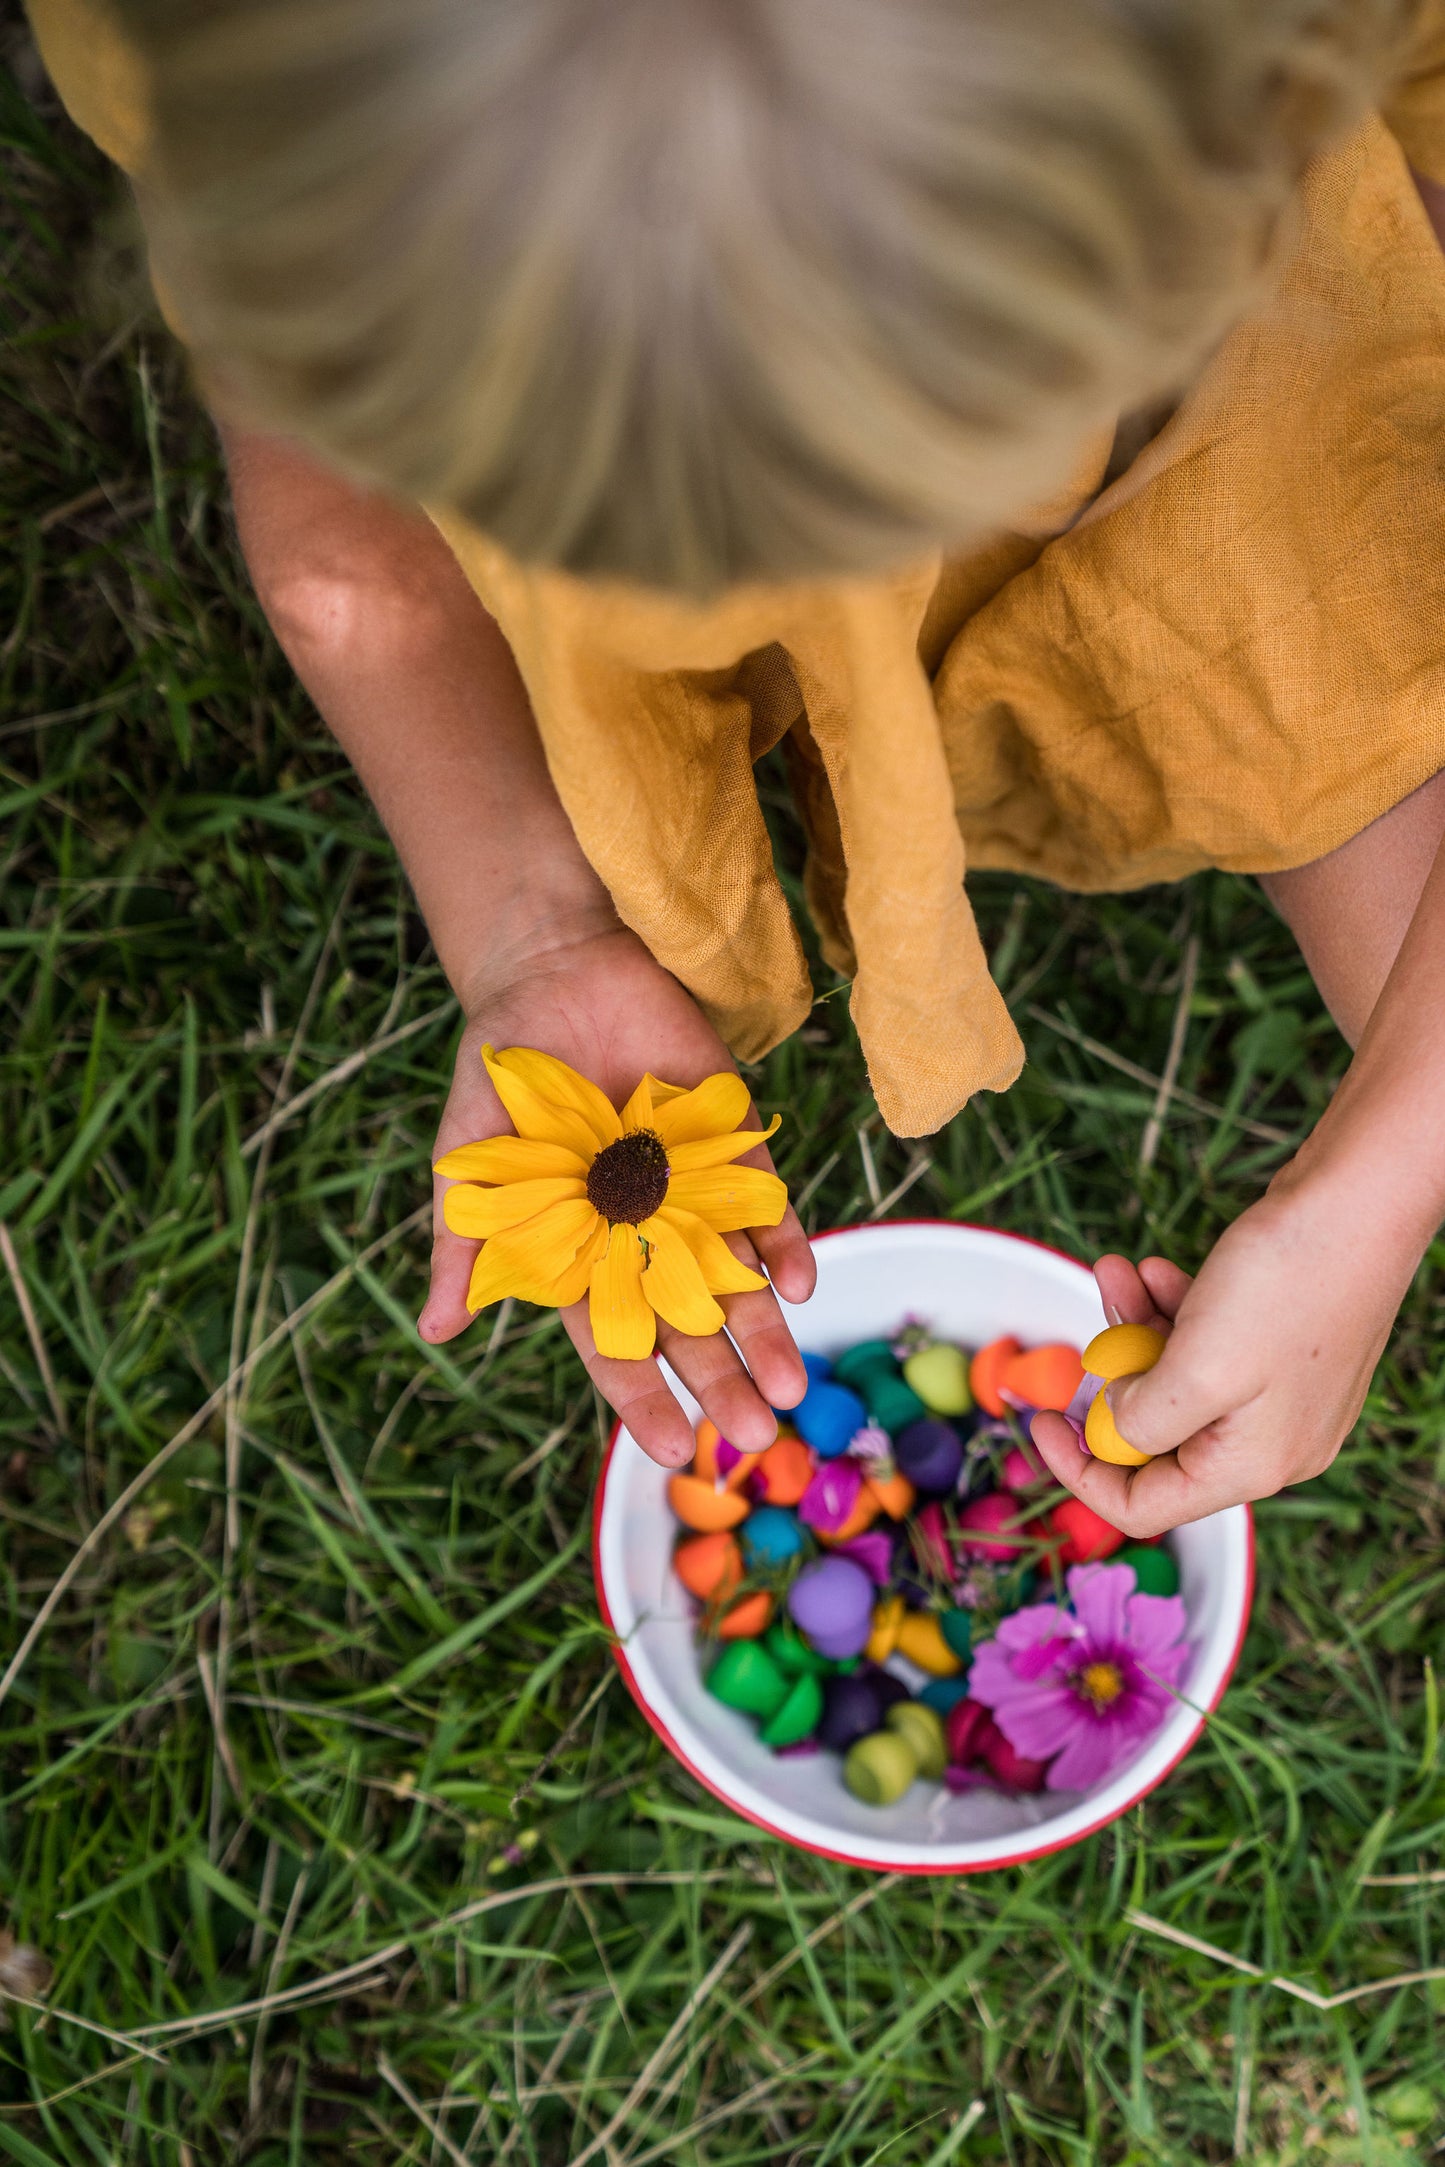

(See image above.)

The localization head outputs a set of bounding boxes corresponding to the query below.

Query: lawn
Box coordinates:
[3,17,1445,2164]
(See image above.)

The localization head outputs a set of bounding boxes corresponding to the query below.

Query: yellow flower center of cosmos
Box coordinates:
[1075,1660,1124,1709]
[586,1128,670,1225]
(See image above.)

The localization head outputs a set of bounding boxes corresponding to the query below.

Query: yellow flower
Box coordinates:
[434,1046,789,1359]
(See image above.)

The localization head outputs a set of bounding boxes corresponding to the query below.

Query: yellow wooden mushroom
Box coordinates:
[1080,1323,1166,1468]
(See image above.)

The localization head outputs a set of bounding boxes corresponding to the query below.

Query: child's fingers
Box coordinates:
[751,1205,816,1307]
[563,1296,780,1468]
[1106,1339,1236,1463]
[655,1314,784,1454]
[1138,1255,1194,1318]
[1029,1409,1236,1538]
[1092,1252,1183,1338]
[567,1318,698,1468]
[715,1247,808,1410]
[418,1181,481,1344]
[1092,1252,1154,1327]
[727,1108,815,1308]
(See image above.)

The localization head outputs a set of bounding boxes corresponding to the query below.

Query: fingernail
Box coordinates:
[1106,1303,1124,1327]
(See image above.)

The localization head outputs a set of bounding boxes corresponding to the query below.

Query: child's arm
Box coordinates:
[1032,810,1445,1530]
[223,427,813,1463]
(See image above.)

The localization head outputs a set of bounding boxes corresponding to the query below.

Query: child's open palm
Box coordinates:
[419,924,814,1465]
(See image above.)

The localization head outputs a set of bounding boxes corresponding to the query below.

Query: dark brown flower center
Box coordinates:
[586,1128,670,1225]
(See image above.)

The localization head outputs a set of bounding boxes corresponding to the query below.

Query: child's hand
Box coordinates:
[1029,1177,1420,1531]
[419,923,815,1466]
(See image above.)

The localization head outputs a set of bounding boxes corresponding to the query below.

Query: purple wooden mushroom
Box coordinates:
[787,1556,874,1661]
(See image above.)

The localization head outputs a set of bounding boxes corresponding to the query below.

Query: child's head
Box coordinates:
[122,0,1409,594]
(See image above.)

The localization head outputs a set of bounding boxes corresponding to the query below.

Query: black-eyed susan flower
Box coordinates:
[435,1046,788,1360]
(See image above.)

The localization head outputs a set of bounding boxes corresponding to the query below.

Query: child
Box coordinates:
[25,0,1445,1533]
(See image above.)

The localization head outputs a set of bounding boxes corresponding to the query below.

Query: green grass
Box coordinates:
[4,22,1445,2164]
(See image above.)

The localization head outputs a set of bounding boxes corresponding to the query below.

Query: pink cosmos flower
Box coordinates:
[967,1562,1190,1791]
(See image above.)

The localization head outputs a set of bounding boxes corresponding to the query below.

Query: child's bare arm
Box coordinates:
[1033,786,1445,1529]
[223,426,812,1462]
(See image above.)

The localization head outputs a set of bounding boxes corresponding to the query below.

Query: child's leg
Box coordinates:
[1259,770,1445,1046]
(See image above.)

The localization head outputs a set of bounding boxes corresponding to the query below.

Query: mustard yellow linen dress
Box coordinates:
[26,0,1445,1134]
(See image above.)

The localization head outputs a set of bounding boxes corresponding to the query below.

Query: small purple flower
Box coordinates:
[968,1563,1191,1791]
[889,1316,932,1360]
[848,1422,894,1468]
[1055,1370,1104,1452]
[951,1563,1000,1611]
[1065,1370,1104,1423]
[1065,1370,1102,1426]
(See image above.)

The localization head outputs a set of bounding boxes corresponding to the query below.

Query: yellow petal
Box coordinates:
[645,1075,691,1106]
[666,1115,781,1175]
[490,1045,621,1150]
[547,1216,610,1306]
[589,1222,656,1360]
[638,1217,730,1335]
[463,1197,601,1312]
[620,1073,655,1134]
[650,1073,751,1147]
[434,1136,588,1182]
[481,1046,608,1162]
[665,1164,789,1234]
[653,1205,769,1296]
[466,1214,608,1313]
[444,1177,587,1239]
[467,1242,543,1314]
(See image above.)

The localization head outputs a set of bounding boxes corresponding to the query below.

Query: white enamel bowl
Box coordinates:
[593,1221,1254,1874]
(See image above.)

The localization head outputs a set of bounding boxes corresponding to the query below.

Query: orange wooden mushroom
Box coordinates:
[1000,1342,1083,1412]
[750,1432,814,1505]
[673,1531,743,1602]
[714,1590,774,1639]
[666,1474,750,1532]
[864,1468,916,1520]
[969,1335,1022,1417]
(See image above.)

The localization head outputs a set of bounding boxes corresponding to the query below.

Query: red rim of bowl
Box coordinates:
[591,1218,1257,1875]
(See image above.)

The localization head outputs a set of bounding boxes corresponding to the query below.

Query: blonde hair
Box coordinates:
[121,0,1415,593]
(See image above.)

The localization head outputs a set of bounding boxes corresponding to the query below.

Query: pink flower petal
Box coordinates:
[995,1600,1076,1656]
[989,1685,1087,1763]
[1046,1719,1135,1791]
[1067,1562,1135,1645]
[1123,1591,1189,1657]
[1064,1371,1104,1424]
[1012,1632,1079,1683]
[798,1456,864,1535]
[1137,1641,1193,1692]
